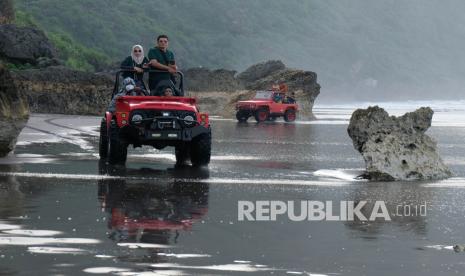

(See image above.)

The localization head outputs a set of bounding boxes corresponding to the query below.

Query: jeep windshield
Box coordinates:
[254,91,273,99]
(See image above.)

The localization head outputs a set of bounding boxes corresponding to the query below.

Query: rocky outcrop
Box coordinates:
[236,60,285,83]
[10,60,319,118]
[0,24,58,65]
[0,62,29,157]
[0,0,15,24]
[12,66,112,115]
[347,106,452,181]
[184,68,241,92]
[185,60,320,118]
[242,68,320,119]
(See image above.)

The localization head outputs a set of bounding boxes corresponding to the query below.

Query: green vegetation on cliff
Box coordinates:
[12,0,465,101]
[14,0,315,71]
[14,9,110,71]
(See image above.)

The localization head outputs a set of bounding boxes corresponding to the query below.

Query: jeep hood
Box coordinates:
[237,99,271,104]
[116,96,198,112]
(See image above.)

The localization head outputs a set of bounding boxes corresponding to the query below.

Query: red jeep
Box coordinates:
[235,90,298,123]
[99,70,211,166]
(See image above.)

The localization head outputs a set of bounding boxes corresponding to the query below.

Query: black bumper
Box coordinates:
[119,123,210,144]
[236,109,255,116]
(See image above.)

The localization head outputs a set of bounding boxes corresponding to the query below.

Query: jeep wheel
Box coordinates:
[236,111,248,122]
[190,133,211,167]
[99,119,108,158]
[284,109,296,122]
[175,144,190,165]
[108,123,127,165]
[254,108,269,123]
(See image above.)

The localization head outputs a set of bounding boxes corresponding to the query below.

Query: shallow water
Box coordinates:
[1,102,465,275]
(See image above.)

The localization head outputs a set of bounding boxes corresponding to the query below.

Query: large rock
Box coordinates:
[244,69,320,119]
[12,66,113,115]
[0,62,29,157]
[0,24,58,64]
[185,68,241,92]
[237,60,285,83]
[0,0,15,24]
[347,106,452,181]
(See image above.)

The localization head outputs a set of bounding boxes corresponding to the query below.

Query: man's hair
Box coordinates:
[157,35,169,42]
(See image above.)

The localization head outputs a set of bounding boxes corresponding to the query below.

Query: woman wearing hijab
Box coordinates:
[120,45,149,85]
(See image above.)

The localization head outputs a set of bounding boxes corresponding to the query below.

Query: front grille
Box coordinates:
[130,109,197,129]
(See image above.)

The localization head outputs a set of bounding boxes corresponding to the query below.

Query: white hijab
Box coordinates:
[131,45,145,65]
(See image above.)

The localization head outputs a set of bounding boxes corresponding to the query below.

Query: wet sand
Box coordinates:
[1,103,465,275]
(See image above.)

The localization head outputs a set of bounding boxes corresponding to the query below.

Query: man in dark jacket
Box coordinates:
[147,35,177,94]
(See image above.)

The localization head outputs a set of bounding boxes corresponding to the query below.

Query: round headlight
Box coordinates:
[183,115,195,125]
[131,114,143,124]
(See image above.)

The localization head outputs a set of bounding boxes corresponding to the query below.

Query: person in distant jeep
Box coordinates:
[148,35,177,94]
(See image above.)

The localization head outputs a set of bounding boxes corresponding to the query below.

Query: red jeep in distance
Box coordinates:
[235,90,298,123]
[99,70,211,166]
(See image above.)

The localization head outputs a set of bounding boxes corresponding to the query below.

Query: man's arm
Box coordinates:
[149,59,176,73]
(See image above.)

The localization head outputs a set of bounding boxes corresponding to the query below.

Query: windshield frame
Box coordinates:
[254,91,273,99]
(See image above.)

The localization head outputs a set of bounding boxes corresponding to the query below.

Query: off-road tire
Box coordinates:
[236,111,248,122]
[284,109,296,122]
[254,108,269,123]
[99,119,108,158]
[190,132,211,167]
[108,123,127,165]
[175,144,190,165]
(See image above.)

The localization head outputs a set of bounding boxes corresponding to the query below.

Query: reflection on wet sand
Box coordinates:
[97,162,210,263]
[344,182,431,238]
[0,164,49,219]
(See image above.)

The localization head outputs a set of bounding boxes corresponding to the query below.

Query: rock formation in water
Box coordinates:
[347,106,452,181]
[0,62,29,157]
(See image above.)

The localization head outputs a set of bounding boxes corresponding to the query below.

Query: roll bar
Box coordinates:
[113,69,185,97]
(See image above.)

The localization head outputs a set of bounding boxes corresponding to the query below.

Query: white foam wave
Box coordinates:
[0,223,21,230]
[28,246,88,254]
[117,243,172,249]
[425,245,454,250]
[313,169,363,181]
[150,263,273,272]
[234,260,251,263]
[95,254,115,259]
[83,267,132,274]
[0,236,100,246]
[2,229,63,236]
[212,155,260,161]
[157,253,211,258]
[0,171,122,180]
[0,171,350,186]
[117,270,187,276]
[422,178,465,187]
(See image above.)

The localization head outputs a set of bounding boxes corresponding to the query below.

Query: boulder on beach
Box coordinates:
[0,62,29,157]
[347,106,452,181]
